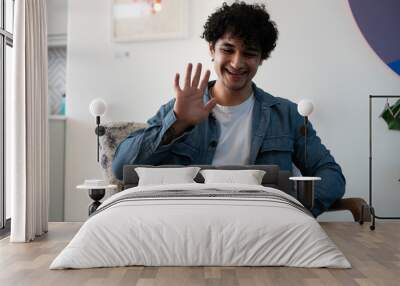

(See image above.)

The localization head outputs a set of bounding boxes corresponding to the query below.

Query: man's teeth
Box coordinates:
[227,69,245,75]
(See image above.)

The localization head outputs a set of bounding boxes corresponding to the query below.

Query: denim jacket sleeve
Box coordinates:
[290,104,346,217]
[112,98,193,180]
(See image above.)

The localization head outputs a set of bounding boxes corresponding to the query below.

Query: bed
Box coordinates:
[50,165,351,269]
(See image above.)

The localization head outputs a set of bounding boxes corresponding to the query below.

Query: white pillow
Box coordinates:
[135,167,201,186]
[200,169,266,185]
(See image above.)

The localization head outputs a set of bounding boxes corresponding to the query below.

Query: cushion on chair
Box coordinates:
[98,122,148,191]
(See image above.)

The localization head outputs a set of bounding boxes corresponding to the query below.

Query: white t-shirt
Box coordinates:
[211,93,255,165]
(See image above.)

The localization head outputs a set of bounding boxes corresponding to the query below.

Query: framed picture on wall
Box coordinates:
[112,0,189,42]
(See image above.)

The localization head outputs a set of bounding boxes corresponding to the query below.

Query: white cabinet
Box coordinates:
[49,116,66,221]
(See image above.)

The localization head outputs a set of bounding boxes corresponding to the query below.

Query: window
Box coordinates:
[0,0,14,233]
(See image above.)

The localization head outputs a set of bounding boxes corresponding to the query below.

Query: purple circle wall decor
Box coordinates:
[348,0,400,76]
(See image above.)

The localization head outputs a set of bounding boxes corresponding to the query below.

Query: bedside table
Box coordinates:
[77,180,117,215]
[289,176,321,209]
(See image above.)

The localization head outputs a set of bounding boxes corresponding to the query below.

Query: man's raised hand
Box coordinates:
[173,63,216,128]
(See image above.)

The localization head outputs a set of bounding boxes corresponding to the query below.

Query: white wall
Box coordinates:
[47,0,68,36]
[65,0,400,222]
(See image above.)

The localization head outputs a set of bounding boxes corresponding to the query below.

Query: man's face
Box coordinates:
[210,34,262,92]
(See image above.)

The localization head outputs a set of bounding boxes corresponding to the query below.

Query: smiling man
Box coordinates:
[112,2,346,217]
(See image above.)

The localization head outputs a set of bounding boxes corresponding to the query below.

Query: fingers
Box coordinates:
[199,69,211,92]
[184,63,193,89]
[204,98,217,113]
[182,63,209,92]
[191,63,202,88]
[174,73,181,92]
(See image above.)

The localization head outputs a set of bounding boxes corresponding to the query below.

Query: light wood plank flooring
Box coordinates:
[0,222,399,286]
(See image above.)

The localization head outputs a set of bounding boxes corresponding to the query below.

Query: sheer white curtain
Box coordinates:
[10,0,49,242]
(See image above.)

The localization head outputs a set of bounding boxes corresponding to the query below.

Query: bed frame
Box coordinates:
[122,164,370,223]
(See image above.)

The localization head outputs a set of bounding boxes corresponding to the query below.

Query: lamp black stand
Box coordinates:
[94,115,106,162]
[302,116,309,165]
[368,95,400,230]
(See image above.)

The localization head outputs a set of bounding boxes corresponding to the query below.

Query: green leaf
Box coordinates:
[380,99,400,130]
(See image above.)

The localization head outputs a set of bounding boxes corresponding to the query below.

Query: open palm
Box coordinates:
[173,63,216,126]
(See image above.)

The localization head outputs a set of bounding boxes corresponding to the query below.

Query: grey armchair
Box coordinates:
[98,121,148,191]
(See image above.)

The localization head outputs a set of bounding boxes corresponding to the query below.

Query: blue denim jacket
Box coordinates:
[113,81,345,217]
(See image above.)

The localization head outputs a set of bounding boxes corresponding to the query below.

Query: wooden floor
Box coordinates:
[0,222,399,286]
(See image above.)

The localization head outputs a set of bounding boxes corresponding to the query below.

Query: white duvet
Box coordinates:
[50,183,351,269]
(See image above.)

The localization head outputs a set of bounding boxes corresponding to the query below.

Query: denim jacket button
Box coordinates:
[209,141,217,148]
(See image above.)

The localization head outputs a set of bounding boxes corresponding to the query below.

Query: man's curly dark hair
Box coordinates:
[201,1,278,60]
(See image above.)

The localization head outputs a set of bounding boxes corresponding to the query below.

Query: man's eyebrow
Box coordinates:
[220,42,260,53]
[220,42,235,48]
